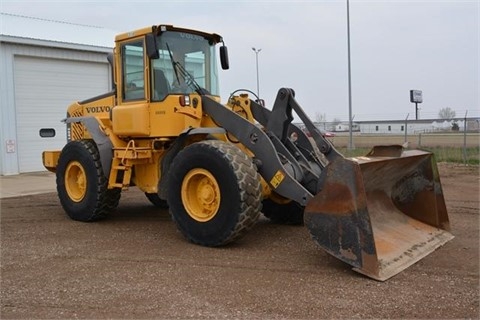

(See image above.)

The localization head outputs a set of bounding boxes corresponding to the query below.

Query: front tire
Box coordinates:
[56,139,120,222]
[167,140,262,246]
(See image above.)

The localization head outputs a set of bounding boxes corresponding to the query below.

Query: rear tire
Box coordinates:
[56,139,120,221]
[167,140,262,246]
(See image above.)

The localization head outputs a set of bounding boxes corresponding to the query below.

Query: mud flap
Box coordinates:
[304,147,454,281]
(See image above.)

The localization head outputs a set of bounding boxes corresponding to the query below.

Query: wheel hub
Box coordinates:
[200,184,215,204]
[65,161,87,202]
[182,168,220,222]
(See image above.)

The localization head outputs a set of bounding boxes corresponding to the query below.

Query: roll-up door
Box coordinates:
[13,56,109,172]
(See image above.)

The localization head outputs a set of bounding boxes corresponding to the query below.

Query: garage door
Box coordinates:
[14,56,109,173]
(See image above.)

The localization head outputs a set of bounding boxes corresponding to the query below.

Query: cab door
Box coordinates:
[112,38,151,136]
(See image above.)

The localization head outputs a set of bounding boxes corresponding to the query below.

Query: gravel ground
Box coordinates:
[1,163,478,319]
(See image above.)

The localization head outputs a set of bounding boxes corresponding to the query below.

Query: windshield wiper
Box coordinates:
[165,42,206,95]
[165,42,181,87]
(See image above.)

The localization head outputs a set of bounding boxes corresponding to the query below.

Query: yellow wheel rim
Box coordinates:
[65,161,87,202]
[181,168,220,222]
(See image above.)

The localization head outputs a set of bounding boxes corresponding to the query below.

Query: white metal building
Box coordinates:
[356,119,468,134]
[0,13,117,175]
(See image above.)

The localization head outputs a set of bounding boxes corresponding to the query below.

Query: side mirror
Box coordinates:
[146,34,159,59]
[39,128,56,138]
[220,45,229,70]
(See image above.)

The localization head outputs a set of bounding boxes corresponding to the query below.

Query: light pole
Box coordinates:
[346,0,354,150]
[252,47,261,99]
[404,113,409,144]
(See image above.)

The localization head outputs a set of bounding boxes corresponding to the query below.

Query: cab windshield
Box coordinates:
[151,31,220,100]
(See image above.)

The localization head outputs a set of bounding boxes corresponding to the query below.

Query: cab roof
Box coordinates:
[115,25,223,44]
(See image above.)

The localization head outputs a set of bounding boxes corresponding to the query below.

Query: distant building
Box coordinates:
[334,123,360,132]
[356,120,422,134]
[296,118,479,136]
[356,119,474,134]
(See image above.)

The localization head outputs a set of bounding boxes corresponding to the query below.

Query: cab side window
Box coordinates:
[122,41,145,101]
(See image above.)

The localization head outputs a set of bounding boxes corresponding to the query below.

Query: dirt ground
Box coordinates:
[1,163,478,319]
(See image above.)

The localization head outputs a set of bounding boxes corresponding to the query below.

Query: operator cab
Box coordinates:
[119,25,229,103]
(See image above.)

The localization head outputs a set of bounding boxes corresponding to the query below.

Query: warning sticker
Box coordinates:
[270,170,285,188]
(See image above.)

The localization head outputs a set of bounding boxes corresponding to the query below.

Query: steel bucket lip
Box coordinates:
[354,230,454,281]
[355,188,453,281]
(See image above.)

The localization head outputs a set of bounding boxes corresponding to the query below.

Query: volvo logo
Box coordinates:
[85,106,111,113]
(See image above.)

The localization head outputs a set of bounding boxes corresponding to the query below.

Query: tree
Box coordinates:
[314,112,326,123]
[438,107,456,120]
[314,112,327,129]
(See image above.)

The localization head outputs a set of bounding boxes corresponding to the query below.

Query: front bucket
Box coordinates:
[304,146,454,281]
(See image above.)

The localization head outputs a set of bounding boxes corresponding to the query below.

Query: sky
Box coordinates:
[1,0,478,122]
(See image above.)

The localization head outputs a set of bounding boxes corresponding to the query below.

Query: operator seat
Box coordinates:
[153,69,170,100]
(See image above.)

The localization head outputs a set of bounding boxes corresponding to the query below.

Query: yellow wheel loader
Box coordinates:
[41,24,453,280]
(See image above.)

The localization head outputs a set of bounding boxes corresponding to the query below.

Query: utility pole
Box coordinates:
[404,113,409,143]
[347,0,354,150]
